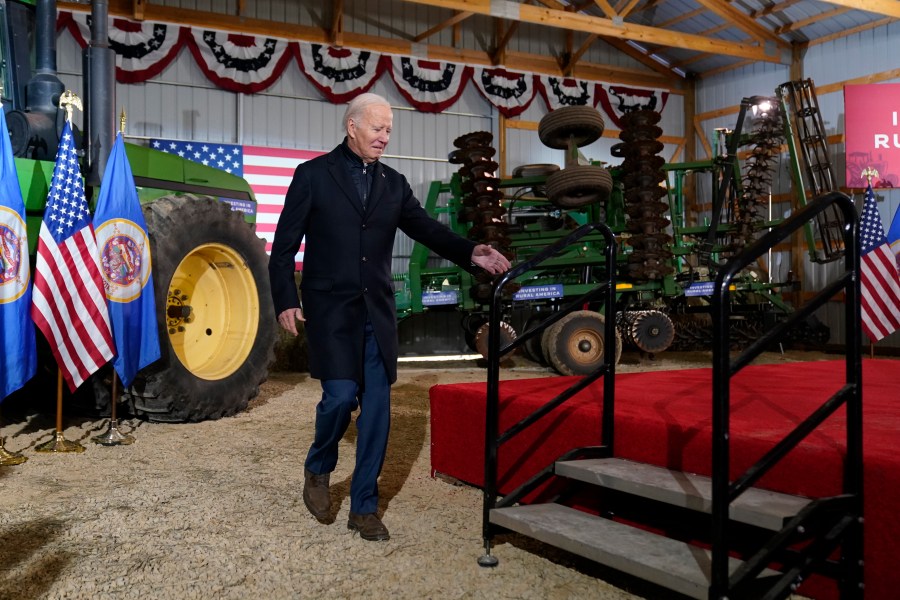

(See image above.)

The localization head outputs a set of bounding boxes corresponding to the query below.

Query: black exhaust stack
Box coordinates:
[83,0,116,185]
[6,0,65,159]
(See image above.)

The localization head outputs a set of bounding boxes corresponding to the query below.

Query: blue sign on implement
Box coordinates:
[513,284,564,301]
[422,291,459,306]
[221,198,255,214]
[685,281,716,297]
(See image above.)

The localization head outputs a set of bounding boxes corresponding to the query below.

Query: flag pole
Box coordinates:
[35,370,85,453]
[862,166,879,360]
[93,371,135,446]
[93,108,136,447]
[0,407,27,466]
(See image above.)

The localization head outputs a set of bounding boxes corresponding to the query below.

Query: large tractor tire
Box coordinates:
[543,310,622,376]
[545,165,613,208]
[126,195,276,422]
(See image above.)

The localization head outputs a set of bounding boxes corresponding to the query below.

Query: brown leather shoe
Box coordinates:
[303,468,332,523]
[347,512,390,541]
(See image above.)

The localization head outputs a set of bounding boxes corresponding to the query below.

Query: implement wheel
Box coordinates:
[538,106,605,149]
[129,195,275,422]
[474,321,517,360]
[545,165,613,208]
[544,310,621,376]
[629,310,675,354]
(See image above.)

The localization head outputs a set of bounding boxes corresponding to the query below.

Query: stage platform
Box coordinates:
[430,358,898,600]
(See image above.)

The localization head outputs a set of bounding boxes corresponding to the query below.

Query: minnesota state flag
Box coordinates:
[93,133,161,386]
[0,113,37,399]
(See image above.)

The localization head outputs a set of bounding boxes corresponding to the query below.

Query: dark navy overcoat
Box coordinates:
[269,144,477,384]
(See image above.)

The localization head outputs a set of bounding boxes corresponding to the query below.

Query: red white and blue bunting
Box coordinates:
[472,67,536,118]
[389,57,472,113]
[538,75,595,110]
[60,12,186,83]
[297,44,385,104]
[57,10,671,124]
[186,30,295,94]
[596,83,670,128]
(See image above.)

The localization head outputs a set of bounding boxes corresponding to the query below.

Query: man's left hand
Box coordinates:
[471,244,511,275]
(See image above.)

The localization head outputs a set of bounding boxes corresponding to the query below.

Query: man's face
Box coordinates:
[347,104,392,164]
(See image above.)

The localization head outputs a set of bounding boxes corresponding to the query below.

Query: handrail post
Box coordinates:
[710,191,860,598]
[479,222,616,567]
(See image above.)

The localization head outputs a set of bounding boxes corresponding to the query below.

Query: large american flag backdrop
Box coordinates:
[150,138,324,269]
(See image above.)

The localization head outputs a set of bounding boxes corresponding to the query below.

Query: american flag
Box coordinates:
[150,139,323,269]
[859,183,900,342]
[31,122,114,392]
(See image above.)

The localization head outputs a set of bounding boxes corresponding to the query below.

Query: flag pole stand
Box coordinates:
[0,408,27,466]
[35,370,85,453]
[93,372,134,446]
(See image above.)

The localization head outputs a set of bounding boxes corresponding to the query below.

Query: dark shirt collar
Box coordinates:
[340,137,377,169]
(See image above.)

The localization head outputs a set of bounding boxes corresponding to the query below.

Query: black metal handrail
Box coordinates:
[479,222,617,564]
[709,191,862,598]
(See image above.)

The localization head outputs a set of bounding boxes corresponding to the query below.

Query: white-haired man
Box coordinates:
[269,93,509,540]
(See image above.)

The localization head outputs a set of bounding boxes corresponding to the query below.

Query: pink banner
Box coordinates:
[844,83,900,189]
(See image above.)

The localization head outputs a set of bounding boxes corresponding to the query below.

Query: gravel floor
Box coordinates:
[0,352,831,600]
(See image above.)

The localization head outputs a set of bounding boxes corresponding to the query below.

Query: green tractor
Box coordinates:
[3,0,275,421]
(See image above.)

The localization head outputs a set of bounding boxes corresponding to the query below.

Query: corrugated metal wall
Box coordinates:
[695,19,900,349]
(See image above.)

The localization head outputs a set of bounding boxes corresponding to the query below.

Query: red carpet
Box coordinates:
[429,359,899,600]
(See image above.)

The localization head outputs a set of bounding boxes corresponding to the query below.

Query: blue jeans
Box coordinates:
[305,320,391,514]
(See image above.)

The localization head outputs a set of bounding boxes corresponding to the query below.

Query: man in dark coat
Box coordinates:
[269,93,510,541]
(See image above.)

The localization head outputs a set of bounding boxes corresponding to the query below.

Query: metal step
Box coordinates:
[490,503,779,600]
[556,457,811,531]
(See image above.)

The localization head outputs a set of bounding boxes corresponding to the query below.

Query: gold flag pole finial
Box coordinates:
[861,166,879,186]
[58,90,83,124]
[119,107,127,135]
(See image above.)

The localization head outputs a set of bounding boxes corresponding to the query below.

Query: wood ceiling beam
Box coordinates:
[774,7,849,35]
[396,0,788,63]
[491,18,520,64]
[669,31,756,71]
[592,0,618,20]
[617,0,646,20]
[413,10,474,42]
[331,0,344,46]
[600,36,680,79]
[561,33,598,75]
[693,0,787,47]
[68,0,678,90]
[657,8,704,28]
[746,0,803,19]
[821,0,900,19]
